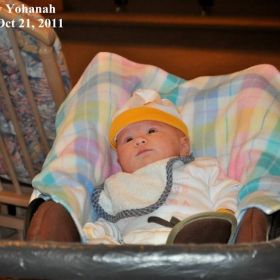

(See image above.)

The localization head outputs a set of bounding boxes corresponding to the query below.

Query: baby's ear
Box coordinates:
[180,136,190,156]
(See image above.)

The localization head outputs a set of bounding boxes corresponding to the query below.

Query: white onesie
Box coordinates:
[83,157,241,245]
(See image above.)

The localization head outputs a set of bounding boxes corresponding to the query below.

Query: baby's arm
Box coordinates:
[83,219,122,244]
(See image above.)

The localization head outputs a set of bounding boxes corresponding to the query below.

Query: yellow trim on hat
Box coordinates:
[109,107,189,148]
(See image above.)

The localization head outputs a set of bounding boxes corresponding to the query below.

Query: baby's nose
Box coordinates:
[135,137,147,146]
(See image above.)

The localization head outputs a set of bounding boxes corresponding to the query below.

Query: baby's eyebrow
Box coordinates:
[148,124,161,129]
[150,121,163,127]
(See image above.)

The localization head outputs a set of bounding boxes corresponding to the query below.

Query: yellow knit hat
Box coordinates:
[109,89,189,148]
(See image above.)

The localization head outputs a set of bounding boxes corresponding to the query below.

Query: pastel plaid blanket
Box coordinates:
[32,52,280,240]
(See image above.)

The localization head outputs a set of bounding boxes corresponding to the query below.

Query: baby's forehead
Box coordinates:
[124,120,164,131]
[117,120,165,137]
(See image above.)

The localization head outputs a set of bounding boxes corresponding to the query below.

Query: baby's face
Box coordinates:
[116,120,189,173]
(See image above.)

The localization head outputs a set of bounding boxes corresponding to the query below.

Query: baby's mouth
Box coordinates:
[136,149,152,156]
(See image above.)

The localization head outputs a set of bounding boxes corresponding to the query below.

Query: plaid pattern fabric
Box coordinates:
[32,52,280,240]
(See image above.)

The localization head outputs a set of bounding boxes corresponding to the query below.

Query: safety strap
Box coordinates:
[147,216,181,228]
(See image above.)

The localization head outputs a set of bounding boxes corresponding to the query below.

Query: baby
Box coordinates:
[83,89,241,245]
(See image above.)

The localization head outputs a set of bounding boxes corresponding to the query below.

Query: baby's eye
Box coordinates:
[148,128,157,134]
[125,137,133,143]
